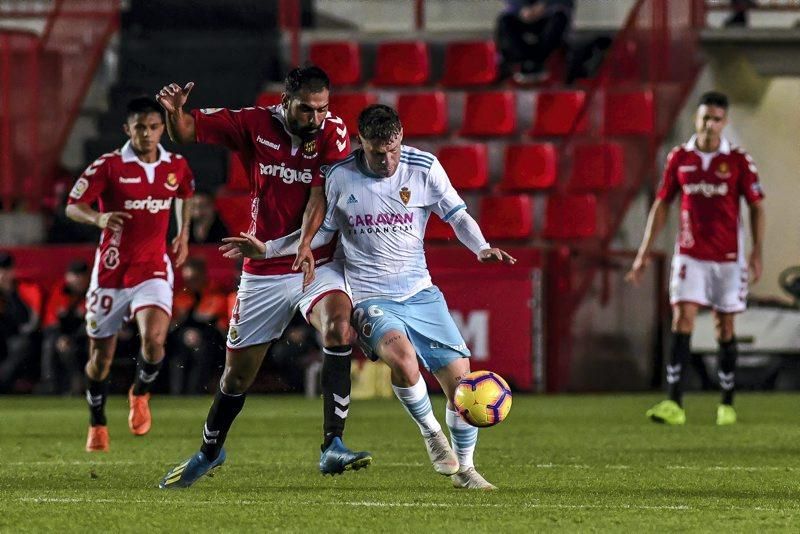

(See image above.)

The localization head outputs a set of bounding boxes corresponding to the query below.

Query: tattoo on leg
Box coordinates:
[385,335,401,346]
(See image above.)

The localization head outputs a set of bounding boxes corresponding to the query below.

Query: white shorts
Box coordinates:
[669,254,748,313]
[226,261,350,350]
[85,278,173,338]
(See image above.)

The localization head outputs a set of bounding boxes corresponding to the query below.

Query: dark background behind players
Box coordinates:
[36,260,91,395]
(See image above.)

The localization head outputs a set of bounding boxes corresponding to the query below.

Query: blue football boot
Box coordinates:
[159,449,226,489]
[319,437,372,475]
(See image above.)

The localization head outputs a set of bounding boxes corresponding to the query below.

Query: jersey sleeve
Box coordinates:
[67,156,111,205]
[738,151,764,204]
[321,169,342,232]
[176,156,195,199]
[192,107,250,152]
[316,115,351,186]
[655,148,681,203]
[427,158,466,222]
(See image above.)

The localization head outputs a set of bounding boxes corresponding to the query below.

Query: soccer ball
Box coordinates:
[454,371,512,428]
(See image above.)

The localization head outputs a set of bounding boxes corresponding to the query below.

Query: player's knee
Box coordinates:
[388,350,419,386]
[672,316,694,333]
[140,334,165,360]
[320,317,352,346]
[220,369,250,395]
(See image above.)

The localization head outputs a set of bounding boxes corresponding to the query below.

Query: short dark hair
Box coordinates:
[699,91,729,110]
[358,104,402,143]
[284,66,330,97]
[126,97,164,122]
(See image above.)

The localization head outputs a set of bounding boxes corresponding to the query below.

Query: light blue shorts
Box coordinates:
[353,286,470,373]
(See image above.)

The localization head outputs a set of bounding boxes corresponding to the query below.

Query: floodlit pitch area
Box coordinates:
[3,394,800,531]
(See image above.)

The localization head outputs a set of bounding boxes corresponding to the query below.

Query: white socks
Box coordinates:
[446,408,478,469]
[392,375,442,436]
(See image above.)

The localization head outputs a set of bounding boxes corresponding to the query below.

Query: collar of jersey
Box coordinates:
[121,141,171,164]
[685,134,730,155]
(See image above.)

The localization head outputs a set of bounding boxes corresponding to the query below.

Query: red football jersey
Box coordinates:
[68,142,195,288]
[657,136,764,262]
[192,104,350,275]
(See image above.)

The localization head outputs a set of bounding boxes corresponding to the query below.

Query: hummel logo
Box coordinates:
[347,194,358,204]
[256,135,280,150]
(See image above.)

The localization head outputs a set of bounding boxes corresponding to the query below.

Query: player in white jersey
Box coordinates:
[223,105,516,489]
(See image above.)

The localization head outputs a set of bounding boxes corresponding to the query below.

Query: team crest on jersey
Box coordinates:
[89,319,98,331]
[715,161,731,179]
[69,178,89,200]
[228,326,240,343]
[303,139,317,157]
[399,187,411,205]
[165,172,179,191]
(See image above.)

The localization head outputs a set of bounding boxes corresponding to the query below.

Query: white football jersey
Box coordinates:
[322,146,466,303]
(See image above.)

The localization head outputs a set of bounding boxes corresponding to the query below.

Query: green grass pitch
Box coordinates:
[2,393,800,532]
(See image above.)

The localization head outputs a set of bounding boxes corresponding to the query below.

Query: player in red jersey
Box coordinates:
[627,91,765,426]
[66,97,195,451]
[156,66,371,489]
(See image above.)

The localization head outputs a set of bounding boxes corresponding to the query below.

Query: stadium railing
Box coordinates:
[0,0,118,211]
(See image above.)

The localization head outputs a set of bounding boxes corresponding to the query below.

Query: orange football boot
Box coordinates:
[128,386,152,436]
[86,425,109,452]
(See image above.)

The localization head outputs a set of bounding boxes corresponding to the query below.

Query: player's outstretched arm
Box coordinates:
[748,200,765,283]
[219,232,266,260]
[446,208,515,264]
[220,229,335,260]
[156,82,196,144]
[65,203,132,232]
[625,198,670,286]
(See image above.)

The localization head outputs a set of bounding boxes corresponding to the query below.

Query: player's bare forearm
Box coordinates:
[166,109,196,144]
[178,196,193,238]
[749,200,765,256]
[65,203,100,227]
[299,187,326,248]
[636,199,670,259]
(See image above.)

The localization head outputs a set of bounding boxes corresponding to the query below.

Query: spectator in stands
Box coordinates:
[189,188,229,244]
[496,0,574,83]
[168,257,227,394]
[0,252,42,393]
[725,0,755,27]
[37,260,90,395]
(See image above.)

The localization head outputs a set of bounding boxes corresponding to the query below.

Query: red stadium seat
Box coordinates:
[329,92,378,135]
[214,190,252,235]
[530,90,587,136]
[255,92,282,108]
[460,91,516,136]
[479,195,533,239]
[425,214,456,241]
[373,41,429,86]
[569,143,624,192]
[501,143,557,191]
[437,143,488,190]
[397,91,448,137]
[441,41,498,87]
[227,153,249,192]
[542,193,597,239]
[309,41,361,86]
[604,90,654,135]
